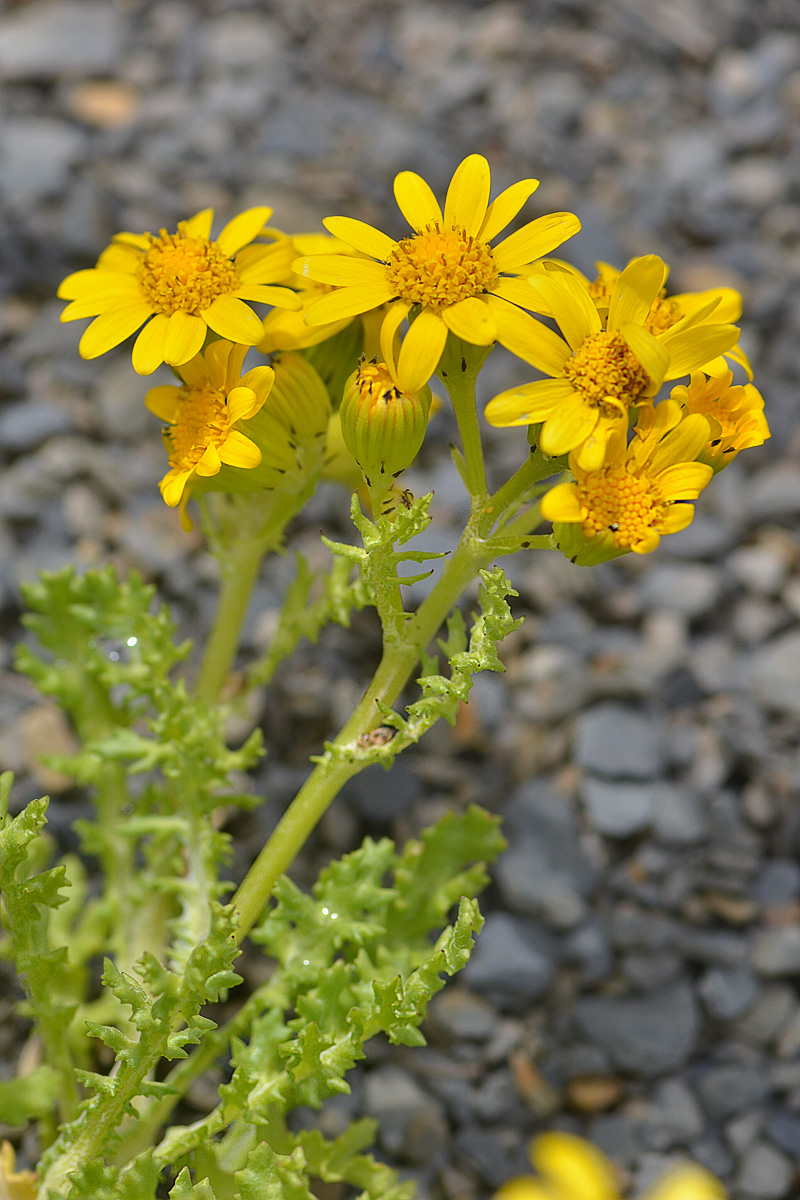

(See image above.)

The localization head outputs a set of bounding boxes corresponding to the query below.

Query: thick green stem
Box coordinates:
[194,535,267,705]
[230,530,488,944]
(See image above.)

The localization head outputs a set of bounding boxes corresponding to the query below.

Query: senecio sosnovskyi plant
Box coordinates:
[0,155,765,1199]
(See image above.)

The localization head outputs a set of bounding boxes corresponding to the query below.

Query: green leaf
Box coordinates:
[0,1065,61,1124]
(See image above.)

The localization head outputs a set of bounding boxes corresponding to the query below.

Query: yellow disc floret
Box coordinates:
[137,228,239,316]
[166,387,229,471]
[386,225,498,311]
[578,467,666,550]
[564,331,649,414]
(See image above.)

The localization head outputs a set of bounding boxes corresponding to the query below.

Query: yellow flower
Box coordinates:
[58,207,300,374]
[541,399,713,563]
[671,370,769,472]
[494,1133,726,1200]
[145,339,277,523]
[585,259,752,378]
[0,1140,38,1200]
[295,154,581,393]
[485,256,740,471]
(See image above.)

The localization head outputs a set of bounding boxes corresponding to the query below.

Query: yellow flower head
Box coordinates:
[0,1140,38,1200]
[59,207,300,375]
[494,1133,726,1200]
[586,259,753,379]
[340,359,432,486]
[485,256,740,471]
[295,154,581,393]
[671,370,769,472]
[146,339,277,525]
[541,399,713,563]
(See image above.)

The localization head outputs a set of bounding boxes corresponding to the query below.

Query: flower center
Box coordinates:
[355,360,404,407]
[137,228,239,315]
[564,331,649,416]
[386,225,498,311]
[167,387,228,469]
[589,275,680,336]
[578,466,667,549]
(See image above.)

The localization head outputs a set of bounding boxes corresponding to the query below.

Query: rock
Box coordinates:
[495,782,596,929]
[766,1110,800,1163]
[736,1141,794,1199]
[727,545,789,596]
[652,785,708,846]
[698,965,759,1020]
[644,1078,705,1149]
[0,118,85,206]
[574,983,699,1078]
[775,1005,800,1059]
[752,860,800,906]
[341,762,418,827]
[364,1065,446,1164]
[697,1065,771,1119]
[428,988,497,1042]
[733,985,797,1045]
[454,1126,513,1188]
[574,704,665,780]
[580,778,654,837]
[638,563,722,618]
[749,631,800,717]
[725,1109,764,1155]
[751,927,800,977]
[463,913,554,1003]
[746,464,800,520]
[567,1075,624,1114]
[0,401,73,452]
[562,922,614,985]
[0,0,124,79]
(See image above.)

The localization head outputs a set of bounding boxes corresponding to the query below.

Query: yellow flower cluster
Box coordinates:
[57,158,768,544]
[495,1132,726,1200]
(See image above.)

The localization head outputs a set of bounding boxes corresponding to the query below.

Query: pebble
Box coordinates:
[752,860,800,907]
[580,778,654,838]
[638,563,722,619]
[0,118,86,207]
[0,401,73,452]
[574,983,699,1078]
[428,989,497,1043]
[0,0,124,79]
[751,927,800,977]
[644,1078,705,1149]
[749,630,800,717]
[364,1065,446,1164]
[696,1065,771,1120]
[736,1141,794,1199]
[463,913,555,1004]
[698,966,760,1021]
[573,704,665,780]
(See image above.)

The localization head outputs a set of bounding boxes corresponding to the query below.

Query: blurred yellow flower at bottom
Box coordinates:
[0,1140,37,1200]
[494,1134,726,1200]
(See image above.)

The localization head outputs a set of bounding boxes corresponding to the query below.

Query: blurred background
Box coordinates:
[1,2,800,1198]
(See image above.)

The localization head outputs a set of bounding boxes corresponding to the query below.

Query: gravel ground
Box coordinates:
[2,1,800,1197]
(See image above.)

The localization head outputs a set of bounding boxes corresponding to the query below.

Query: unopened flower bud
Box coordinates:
[339,360,431,488]
[261,352,331,442]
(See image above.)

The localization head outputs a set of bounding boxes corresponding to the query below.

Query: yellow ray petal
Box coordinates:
[485,294,572,376]
[479,178,540,243]
[114,231,150,250]
[492,212,581,272]
[79,302,152,359]
[494,1178,554,1200]
[528,272,600,352]
[227,385,259,423]
[531,1132,618,1200]
[656,461,713,500]
[304,283,395,326]
[297,255,389,287]
[649,411,710,471]
[441,296,497,344]
[672,286,742,324]
[219,429,262,468]
[396,310,448,393]
[163,310,207,366]
[322,216,397,261]
[202,295,264,344]
[443,154,491,237]
[572,418,616,472]
[161,468,191,507]
[658,503,697,535]
[619,322,670,391]
[204,338,234,389]
[607,255,667,331]
[662,325,740,380]
[539,394,599,457]
[60,279,143,321]
[380,301,411,383]
[216,206,273,257]
[393,170,443,231]
[183,208,214,239]
[131,313,170,374]
[490,275,551,314]
[234,284,302,308]
[196,442,222,476]
[238,365,275,408]
[541,480,583,522]
[97,243,142,273]
[485,377,577,427]
[145,385,182,422]
[58,268,125,299]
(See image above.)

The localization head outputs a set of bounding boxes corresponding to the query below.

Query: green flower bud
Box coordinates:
[339,360,431,488]
[262,352,331,442]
